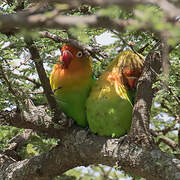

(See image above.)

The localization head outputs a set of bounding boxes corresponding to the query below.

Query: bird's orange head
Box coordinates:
[50,43,92,91]
[120,51,144,89]
[59,43,88,69]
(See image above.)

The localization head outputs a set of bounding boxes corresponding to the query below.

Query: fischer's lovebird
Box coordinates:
[50,44,94,127]
[86,51,144,137]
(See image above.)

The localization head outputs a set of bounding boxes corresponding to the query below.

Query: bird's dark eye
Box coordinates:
[76,51,83,58]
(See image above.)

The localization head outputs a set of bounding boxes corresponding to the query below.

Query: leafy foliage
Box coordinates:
[0,126,22,149]
[19,134,58,159]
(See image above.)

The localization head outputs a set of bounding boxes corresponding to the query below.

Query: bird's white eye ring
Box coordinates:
[76,51,83,58]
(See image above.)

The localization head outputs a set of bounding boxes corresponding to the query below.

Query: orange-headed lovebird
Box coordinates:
[86,51,144,137]
[50,44,94,127]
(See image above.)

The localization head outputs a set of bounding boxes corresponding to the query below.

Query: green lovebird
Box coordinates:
[86,51,144,137]
[50,44,94,127]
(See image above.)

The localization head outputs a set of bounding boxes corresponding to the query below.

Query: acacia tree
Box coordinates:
[0,0,180,179]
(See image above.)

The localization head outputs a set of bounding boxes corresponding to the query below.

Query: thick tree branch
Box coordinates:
[0,100,66,139]
[129,51,162,145]
[0,13,136,33]
[0,132,118,180]
[0,12,179,36]
[117,140,180,180]
[42,0,180,18]
[0,0,179,36]
[0,129,180,180]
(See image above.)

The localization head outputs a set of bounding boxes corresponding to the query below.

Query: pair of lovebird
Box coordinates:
[50,44,144,137]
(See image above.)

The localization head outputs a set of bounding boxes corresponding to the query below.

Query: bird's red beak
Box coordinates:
[123,68,138,88]
[61,50,73,69]
[126,77,137,88]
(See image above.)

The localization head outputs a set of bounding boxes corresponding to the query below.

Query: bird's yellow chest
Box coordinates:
[50,63,91,91]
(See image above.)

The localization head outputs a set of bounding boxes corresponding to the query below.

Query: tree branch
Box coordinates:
[129,51,162,145]
[41,0,180,18]
[2,129,33,161]
[157,135,178,151]
[0,64,21,107]
[111,30,144,58]
[161,32,170,77]
[12,73,41,90]
[0,0,179,36]
[25,38,68,126]
[153,126,178,136]
[0,100,66,139]
[0,129,180,180]
[150,129,179,151]
[39,31,107,60]
[0,12,138,34]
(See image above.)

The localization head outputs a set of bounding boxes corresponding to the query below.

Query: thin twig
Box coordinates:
[111,30,137,52]
[138,43,150,53]
[111,30,144,61]
[39,31,107,61]
[146,40,161,57]
[99,165,113,180]
[0,64,20,106]
[150,67,180,105]
[157,135,178,151]
[151,127,178,136]
[160,101,180,121]
[28,91,44,95]
[12,73,42,89]
[11,58,31,71]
